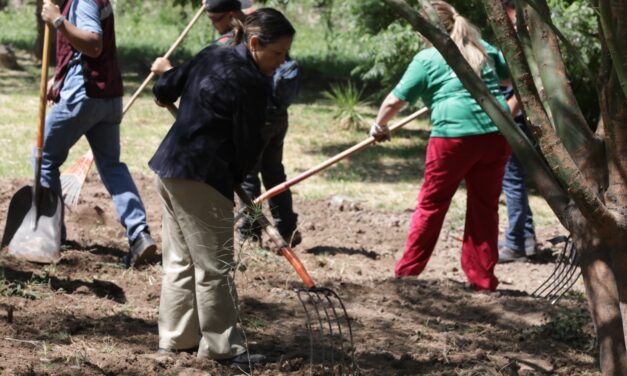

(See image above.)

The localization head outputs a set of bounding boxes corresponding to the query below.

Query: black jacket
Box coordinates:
[150,44,271,201]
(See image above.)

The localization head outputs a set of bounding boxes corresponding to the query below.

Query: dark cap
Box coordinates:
[205,0,241,12]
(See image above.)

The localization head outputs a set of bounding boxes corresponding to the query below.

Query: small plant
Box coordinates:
[323,81,368,130]
[536,308,594,349]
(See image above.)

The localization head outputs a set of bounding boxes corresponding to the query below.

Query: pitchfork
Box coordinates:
[235,186,356,374]
[532,235,581,304]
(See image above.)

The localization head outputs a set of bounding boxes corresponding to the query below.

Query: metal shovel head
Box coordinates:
[4,185,62,263]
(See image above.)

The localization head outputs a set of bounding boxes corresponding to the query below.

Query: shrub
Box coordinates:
[323,81,368,130]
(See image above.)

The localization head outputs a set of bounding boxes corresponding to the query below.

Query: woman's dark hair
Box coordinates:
[232,8,295,46]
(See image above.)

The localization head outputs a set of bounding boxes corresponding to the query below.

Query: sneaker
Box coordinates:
[124,231,157,267]
[218,352,266,367]
[498,246,526,263]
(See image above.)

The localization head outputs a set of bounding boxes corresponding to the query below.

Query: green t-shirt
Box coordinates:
[392,41,509,138]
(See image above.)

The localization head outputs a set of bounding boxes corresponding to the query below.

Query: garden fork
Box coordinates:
[235,186,356,374]
[532,236,581,304]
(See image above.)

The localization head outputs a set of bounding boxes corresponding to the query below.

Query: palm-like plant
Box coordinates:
[323,81,367,130]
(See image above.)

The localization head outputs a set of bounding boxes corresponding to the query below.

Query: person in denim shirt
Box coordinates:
[40,0,154,266]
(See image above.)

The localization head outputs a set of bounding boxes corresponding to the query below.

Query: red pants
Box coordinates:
[394,133,511,291]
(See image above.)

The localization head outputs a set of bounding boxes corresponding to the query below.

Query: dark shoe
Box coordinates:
[124,231,157,267]
[281,230,302,247]
[498,246,526,263]
[218,352,266,367]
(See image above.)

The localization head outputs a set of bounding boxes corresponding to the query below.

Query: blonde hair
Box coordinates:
[424,0,489,75]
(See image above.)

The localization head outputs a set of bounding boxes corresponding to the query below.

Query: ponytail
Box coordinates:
[231,17,245,45]
[424,1,490,75]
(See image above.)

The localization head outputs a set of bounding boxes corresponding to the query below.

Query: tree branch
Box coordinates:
[483,0,621,237]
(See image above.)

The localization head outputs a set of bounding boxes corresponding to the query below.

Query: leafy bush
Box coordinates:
[323,81,368,129]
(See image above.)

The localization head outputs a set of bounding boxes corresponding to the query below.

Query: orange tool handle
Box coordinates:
[234,186,317,289]
[280,246,315,289]
[253,107,429,204]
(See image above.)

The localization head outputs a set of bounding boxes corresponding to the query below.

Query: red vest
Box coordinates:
[48,0,123,102]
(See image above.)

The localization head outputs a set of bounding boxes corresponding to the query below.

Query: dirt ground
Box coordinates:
[0,174,598,375]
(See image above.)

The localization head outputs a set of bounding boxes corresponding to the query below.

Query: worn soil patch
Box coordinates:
[0,174,598,375]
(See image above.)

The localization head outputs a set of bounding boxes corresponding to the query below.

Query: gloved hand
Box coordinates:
[369,122,391,142]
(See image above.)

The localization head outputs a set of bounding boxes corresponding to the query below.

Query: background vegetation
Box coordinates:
[0,0,580,227]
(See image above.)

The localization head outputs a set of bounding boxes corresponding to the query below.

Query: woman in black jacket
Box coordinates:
[150,8,295,364]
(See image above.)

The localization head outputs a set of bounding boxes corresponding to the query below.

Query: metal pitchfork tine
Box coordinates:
[235,186,356,374]
[532,236,581,304]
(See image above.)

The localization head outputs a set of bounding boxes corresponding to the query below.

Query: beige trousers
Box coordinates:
[156,177,245,359]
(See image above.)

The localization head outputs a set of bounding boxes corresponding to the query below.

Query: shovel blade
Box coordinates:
[2,185,33,248]
[5,186,62,263]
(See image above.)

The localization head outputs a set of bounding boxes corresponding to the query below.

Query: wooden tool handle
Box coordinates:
[36,24,52,150]
[254,107,429,204]
[123,6,206,114]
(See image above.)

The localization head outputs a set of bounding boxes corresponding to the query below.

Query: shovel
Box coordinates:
[1,24,62,263]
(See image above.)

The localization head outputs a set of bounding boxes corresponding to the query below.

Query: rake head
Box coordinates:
[532,236,581,304]
[60,150,93,207]
[296,286,356,375]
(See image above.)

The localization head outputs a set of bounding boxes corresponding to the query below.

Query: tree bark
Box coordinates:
[481,0,622,245]
[525,1,595,160]
[578,233,627,375]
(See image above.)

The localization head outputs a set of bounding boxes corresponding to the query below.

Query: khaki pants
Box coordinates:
[156,177,245,359]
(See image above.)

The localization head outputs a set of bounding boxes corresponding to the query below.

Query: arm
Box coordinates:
[507,93,521,116]
[41,0,103,58]
[375,92,407,126]
[153,57,196,105]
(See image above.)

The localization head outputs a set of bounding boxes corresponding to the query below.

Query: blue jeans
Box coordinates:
[238,111,298,238]
[502,152,535,252]
[37,97,149,242]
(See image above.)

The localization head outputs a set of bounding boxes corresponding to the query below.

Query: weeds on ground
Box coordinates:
[0,267,52,300]
[535,307,594,350]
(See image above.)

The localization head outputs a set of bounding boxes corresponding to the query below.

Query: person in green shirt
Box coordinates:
[370,0,512,291]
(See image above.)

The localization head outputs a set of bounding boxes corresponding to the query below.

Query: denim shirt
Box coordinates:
[61,0,102,104]
[150,44,271,201]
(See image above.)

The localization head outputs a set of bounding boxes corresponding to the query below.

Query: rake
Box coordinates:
[233,107,429,226]
[532,236,581,304]
[60,5,207,207]
[252,108,429,205]
[235,186,356,374]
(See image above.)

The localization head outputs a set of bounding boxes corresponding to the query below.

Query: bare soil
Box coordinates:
[0,174,598,375]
